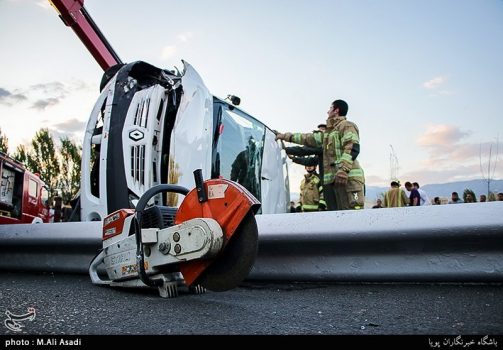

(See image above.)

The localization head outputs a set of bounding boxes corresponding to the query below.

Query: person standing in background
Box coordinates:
[384,180,409,208]
[284,123,337,210]
[413,182,431,206]
[298,165,326,212]
[372,198,383,208]
[405,182,421,206]
[449,192,463,204]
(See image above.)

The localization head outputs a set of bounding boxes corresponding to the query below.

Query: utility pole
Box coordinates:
[389,145,399,183]
[480,136,500,197]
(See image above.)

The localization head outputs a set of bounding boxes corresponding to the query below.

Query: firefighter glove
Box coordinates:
[335,170,348,186]
[275,133,286,141]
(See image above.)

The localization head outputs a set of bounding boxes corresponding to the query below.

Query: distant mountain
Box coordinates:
[365,186,388,201]
[366,179,503,201]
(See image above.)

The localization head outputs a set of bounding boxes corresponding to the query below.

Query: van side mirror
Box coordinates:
[226,95,241,106]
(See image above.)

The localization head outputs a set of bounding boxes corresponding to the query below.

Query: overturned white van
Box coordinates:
[80,60,289,221]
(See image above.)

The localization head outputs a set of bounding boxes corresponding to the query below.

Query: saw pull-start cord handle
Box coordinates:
[134,183,190,287]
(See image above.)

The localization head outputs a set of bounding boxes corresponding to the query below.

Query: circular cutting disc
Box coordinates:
[196,211,258,292]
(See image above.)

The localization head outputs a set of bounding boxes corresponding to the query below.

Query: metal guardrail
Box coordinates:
[0,222,101,273]
[1,202,502,281]
[251,202,503,282]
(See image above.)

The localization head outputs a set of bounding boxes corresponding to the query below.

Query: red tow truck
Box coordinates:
[0,152,50,224]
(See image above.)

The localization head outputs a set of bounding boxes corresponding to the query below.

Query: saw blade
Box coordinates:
[196,211,258,292]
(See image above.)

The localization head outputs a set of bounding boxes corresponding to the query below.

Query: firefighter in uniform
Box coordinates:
[383,180,409,208]
[276,99,365,210]
[298,165,326,212]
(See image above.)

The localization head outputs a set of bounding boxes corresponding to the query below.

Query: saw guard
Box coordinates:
[175,178,260,288]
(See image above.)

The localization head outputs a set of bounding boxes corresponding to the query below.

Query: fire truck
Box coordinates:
[50,0,290,221]
[0,152,50,224]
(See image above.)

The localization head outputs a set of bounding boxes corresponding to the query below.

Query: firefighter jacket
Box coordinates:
[299,172,326,211]
[383,188,409,208]
[283,116,365,187]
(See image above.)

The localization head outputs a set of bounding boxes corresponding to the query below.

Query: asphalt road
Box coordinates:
[1,272,502,335]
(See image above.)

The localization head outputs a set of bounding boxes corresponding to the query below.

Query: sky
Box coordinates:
[1,0,502,190]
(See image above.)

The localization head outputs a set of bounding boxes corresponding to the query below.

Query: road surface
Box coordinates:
[1,272,502,335]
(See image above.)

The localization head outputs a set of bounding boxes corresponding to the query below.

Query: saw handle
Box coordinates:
[135,184,189,213]
[194,169,208,203]
[135,183,190,288]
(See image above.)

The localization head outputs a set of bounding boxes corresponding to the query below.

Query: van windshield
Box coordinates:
[213,104,265,202]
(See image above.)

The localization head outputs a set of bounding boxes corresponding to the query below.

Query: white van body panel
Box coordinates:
[80,77,116,221]
[167,63,213,206]
[261,129,289,214]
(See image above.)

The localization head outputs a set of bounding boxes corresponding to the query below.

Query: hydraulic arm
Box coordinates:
[49,0,122,70]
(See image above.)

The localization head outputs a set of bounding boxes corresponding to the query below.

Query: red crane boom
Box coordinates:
[49,0,122,71]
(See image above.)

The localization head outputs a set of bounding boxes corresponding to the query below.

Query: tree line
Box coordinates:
[0,128,81,204]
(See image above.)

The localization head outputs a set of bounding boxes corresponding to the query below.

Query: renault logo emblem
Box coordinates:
[129,129,144,141]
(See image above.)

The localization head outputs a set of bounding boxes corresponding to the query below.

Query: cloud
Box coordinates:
[160,32,195,61]
[29,82,71,108]
[0,80,90,109]
[422,143,487,167]
[50,118,87,134]
[413,124,501,182]
[68,79,94,92]
[49,130,82,144]
[30,82,67,96]
[36,0,51,9]
[0,87,28,106]
[417,124,472,166]
[365,175,387,186]
[10,93,29,102]
[31,97,61,111]
[162,46,178,60]
[7,0,51,8]
[423,76,445,89]
[417,124,470,147]
[177,32,193,43]
[43,118,86,145]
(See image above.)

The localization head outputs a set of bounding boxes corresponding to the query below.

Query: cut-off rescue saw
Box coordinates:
[89,170,260,298]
